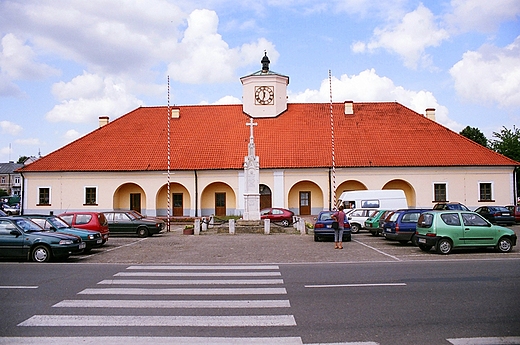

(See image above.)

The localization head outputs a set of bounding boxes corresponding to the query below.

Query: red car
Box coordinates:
[505,205,520,223]
[59,212,110,244]
[260,207,295,227]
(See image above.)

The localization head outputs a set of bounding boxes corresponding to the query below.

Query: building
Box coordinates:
[18,55,519,217]
[0,162,23,197]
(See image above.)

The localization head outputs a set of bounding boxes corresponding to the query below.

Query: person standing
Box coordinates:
[331,205,346,249]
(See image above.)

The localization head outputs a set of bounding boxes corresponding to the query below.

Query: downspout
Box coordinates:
[19,172,24,215]
[194,170,198,217]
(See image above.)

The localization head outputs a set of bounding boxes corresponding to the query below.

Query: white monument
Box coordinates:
[243,117,261,220]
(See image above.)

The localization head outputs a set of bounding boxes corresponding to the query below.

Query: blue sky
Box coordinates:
[1,0,519,162]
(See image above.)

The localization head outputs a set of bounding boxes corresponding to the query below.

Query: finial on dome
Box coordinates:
[261,51,270,73]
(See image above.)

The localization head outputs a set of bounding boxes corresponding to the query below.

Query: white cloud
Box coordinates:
[353,4,449,69]
[445,0,520,33]
[0,121,22,135]
[212,95,242,105]
[450,36,520,108]
[46,72,143,123]
[289,68,462,131]
[15,138,41,145]
[167,9,278,84]
[0,33,58,80]
[63,129,81,142]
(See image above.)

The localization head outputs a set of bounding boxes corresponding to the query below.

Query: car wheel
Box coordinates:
[436,238,452,255]
[31,244,51,262]
[350,224,360,234]
[418,244,432,252]
[280,219,290,227]
[496,237,513,253]
[137,227,149,238]
[313,234,320,242]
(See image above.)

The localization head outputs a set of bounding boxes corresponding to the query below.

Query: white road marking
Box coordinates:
[53,299,291,308]
[126,265,280,270]
[18,315,297,327]
[78,287,287,295]
[115,271,282,277]
[0,286,38,289]
[305,283,406,288]
[353,239,401,261]
[97,278,284,285]
[447,337,520,344]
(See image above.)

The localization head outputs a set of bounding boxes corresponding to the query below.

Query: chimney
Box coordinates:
[425,108,436,121]
[171,108,180,118]
[99,116,109,127]
[344,101,354,115]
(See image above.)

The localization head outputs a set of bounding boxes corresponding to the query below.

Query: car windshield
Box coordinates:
[47,216,71,229]
[126,212,138,220]
[15,219,43,232]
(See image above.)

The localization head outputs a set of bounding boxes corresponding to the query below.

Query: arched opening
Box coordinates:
[200,182,236,217]
[156,183,191,217]
[335,180,368,205]
[259,184,272,210]
[113,183,146,213]
[288,181,323,215]
[383,180,416,207]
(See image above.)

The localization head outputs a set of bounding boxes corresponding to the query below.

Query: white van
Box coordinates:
[338,190,408,210]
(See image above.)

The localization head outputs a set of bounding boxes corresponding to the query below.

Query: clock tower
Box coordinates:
[241,52,289,118]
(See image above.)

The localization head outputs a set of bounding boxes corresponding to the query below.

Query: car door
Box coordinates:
[461,212,496,245]
[0,219,24,258]
[112,212,134,234]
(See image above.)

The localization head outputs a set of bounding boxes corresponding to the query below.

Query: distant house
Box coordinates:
[0,162,23,197]
[18,55,519,216]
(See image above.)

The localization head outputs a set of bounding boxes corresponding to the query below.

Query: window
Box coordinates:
[361,199,380,208]
[85,187,97,205]
[0,177,5,183]
[462,212,488,226]
[441,213,461,226]
[433,183,447,202]
[14,176,20,185]
[38,187,50,205]
[479,183,493,201]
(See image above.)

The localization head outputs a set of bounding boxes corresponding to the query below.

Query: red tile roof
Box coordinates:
[19,102,519,172]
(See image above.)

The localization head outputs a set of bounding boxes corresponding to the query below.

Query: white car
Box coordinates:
[346,208,378,233]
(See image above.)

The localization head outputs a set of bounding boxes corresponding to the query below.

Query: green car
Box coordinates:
[0,217,85,262]
[103,211,165,237]
[415,210,517,254]
[364,210,392,236]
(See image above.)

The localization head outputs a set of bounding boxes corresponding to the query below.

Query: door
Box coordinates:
[0,220,24,258]
[215,193,226,216]
[130,193,141,213]
[173,193,183,217]
[259,184,272,210]
[461,212,496,245]
[299,191,311,215]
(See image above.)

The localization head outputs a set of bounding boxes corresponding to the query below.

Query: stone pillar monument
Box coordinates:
[243,117,261,220]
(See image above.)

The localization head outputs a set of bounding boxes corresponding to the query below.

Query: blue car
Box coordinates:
[313,211,352,242]
[383,209,431,244]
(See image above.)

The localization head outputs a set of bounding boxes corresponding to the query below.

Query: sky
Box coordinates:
[0,0,519,163]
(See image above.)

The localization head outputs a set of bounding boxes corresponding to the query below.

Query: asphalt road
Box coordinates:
[0,224,519,345]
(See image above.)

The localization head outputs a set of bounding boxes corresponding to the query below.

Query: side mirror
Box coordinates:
[9,229,21,237]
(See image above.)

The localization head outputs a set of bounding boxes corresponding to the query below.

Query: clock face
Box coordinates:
[255,86,274,105]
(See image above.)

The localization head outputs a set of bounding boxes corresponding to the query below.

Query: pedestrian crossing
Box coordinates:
[4,264,518,345]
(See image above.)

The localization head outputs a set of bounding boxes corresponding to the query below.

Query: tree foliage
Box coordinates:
[460,126,488,147]
[489,125,520,163]
[17,156,29,164]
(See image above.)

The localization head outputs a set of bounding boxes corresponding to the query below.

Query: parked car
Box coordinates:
[103,211,165,237]
[383,209,431,244]
[505,205,520,223]
[415,210,517,254]
[313,211,351,242]
[346,208,378,233]
[58,212,110,244]
[433,202,470,211]
[473,206,515,226]
[0,217,85,262]
[364,209,392,236]
[20,214,103,253]
[260,208,295,227]
[2,203,20,215]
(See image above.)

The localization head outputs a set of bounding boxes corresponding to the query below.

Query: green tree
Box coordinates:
[460,126,488,147]
[490,125,520,200]
[17,156,29,164]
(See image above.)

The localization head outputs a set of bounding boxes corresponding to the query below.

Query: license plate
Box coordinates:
[503,213,510,216]
[418,238,426,243]
[79,242,86,249]
[96,239,102,244]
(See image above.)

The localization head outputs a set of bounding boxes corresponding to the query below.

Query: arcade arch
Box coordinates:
[288,180,323,215]
[113,183,146,213]
[156,183,191,217]
[200,182,237,217]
